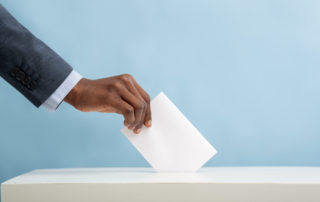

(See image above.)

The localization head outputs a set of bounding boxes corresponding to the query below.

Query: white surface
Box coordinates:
[3,167,320,184]
[121,92,217,172]
[2,167,320,202]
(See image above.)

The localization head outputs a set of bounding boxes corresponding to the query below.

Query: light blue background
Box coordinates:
[1,0,320,190]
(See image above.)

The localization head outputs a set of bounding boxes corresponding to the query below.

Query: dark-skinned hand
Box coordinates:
[64,74,152,134]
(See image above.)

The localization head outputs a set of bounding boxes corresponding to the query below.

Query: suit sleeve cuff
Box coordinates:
[41,70,82,112]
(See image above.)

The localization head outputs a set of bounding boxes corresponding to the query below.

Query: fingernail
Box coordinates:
[146,120,152,127]
[135,129,141,134]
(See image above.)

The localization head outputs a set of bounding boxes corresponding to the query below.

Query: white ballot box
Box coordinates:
[2,167,320,202]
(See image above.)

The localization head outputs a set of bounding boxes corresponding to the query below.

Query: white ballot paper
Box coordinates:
[121,92,217,172]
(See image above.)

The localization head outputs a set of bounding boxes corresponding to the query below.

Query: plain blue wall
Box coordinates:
[1,0,320,188]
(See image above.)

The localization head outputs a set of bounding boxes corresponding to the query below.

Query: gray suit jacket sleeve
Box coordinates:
[0,4,73,107]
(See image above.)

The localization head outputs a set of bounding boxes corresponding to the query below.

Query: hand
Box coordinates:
[64,74,152,134]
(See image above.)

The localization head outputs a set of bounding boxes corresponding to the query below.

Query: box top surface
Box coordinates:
[3,167,320,185]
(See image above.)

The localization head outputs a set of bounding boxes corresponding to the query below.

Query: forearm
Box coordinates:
[0,4,73,107]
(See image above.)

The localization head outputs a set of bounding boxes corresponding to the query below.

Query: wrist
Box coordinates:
[64,78,85,107]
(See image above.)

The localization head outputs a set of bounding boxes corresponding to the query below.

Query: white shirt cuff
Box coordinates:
[41,70,82,112]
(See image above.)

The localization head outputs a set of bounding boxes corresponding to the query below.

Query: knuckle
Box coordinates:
[143,101,147,109]
[138,102,147,110]
[125,107,134,115]
[145,94,151,103]
[124,73,133,78]
[120,74,132,81]
[112,81,123,89]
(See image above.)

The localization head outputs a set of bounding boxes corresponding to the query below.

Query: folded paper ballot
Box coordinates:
[121,92,217,172]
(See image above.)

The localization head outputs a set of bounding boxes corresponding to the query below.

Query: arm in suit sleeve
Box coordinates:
[0,4,76,107]
[42,70,82,111]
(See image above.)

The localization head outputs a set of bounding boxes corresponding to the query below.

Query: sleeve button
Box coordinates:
[16,71,25,81]
[10,67,20,77]
[27,80,37,90]
[22,76,32,85]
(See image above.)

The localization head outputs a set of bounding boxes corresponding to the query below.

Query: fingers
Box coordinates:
[144,104,152,127]
[117,100,135,127]
[120,76,146,132]
[117,81,147,134]
[130,77,152,128]
[72,75,150,135]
